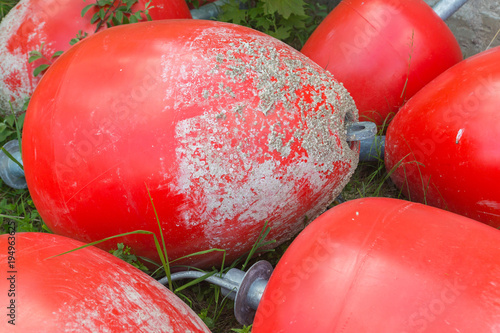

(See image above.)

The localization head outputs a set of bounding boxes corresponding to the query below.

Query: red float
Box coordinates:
[301,0,462,126]
[22,20,359,268]
[253,197,500,332]
[0,232,210,332]
[385,46,500,227]
[0,0,191,112]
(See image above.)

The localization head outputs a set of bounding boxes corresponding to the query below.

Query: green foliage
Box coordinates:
[109,243,149,272]
[194,284,232,330]
[0,112,23,143]
[0,194,47,233]
[219,0,328,49]
[28,43,62,77]
[231,325,252,333]
[0,0,18,21]
[82,0,154,32]
[27,0,155,78]
[185,0,201,9]
[69,30,89,46]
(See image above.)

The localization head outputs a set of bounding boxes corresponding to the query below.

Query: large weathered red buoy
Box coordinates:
[0,232,210,332]
[385,46,500,227]
[253,197,500,332]
[0,0,191,112]
[301,0,462,126]
[22,20,359,267]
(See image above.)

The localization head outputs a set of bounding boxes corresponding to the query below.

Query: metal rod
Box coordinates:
[159,261,273,326]
[190,0,230,20]
[346,121,377,142]
[433,0,470,21]
[359,135,386,162]
[159,271,240,299]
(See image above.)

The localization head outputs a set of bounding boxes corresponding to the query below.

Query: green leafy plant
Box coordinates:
[219,0,328,49]
[231,325,252,333]
[0,0,18,20]
[81,0,154,32]
[69,30,89,46]
[186,0,201,9]
[28,43,64,77]
[27,0,154,78]
[109,243,149,272]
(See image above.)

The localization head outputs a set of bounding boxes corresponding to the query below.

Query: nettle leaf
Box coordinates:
[81,4,95,17]
[262,0,306,19]
[33,64,50,77]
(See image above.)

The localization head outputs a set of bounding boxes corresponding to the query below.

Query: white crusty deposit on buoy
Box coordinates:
[0,1,32,113]
[170,27,359,253]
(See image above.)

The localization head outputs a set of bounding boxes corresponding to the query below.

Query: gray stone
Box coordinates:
[423,0,499,58]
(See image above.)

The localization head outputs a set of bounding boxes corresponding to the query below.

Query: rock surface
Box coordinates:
[425,0,500,58]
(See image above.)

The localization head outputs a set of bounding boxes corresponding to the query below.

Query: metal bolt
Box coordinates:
[159,260,273,326]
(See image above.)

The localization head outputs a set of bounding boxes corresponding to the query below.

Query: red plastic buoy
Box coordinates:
[385,46,500,227]
[301,0,462,126]
[253,197,500,332]
[22,20,359,268]
[0,0,191,112]
[0,232,210,332]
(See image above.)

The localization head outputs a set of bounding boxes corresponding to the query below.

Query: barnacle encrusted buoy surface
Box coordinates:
[0,0,191,113]
[0,233,211,332]
[23,20,359,268]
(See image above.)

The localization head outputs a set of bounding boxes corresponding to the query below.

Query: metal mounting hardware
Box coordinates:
[346,121,377,142]
[0,140,27,189]
[359,135,386,162]
[433,0,470,21]
[160,260,273,326]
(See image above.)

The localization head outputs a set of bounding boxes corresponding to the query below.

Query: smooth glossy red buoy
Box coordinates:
[385,46,500,227]
[22,20,359,268]
[253,197,500,332]
[0,232,210,332]
[0,0,191,112]
[301,0,462,126]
